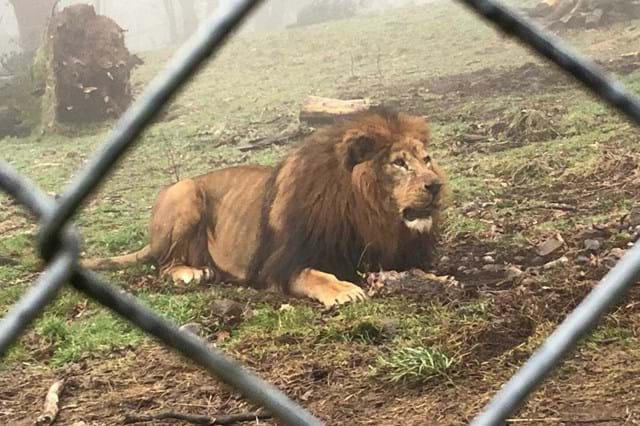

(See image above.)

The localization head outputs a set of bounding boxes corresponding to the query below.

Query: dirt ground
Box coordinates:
[3,6,640,426]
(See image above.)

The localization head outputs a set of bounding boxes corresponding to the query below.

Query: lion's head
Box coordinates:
[254,107,447,288]
[339,108,446,234]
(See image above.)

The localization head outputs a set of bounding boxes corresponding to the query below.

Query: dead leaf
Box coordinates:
[214,331,230,342]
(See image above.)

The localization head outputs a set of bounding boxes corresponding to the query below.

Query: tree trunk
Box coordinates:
[8,0,57,53]
[206,0,219,15]
[163,0,179,43]
[40,4,142,128]
[178,0,199,40]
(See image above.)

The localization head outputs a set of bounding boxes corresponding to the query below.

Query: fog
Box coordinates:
[0,0,432,56]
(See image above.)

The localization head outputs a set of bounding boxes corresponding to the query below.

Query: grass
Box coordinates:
[378,346,454,383]
[0,1,639,387]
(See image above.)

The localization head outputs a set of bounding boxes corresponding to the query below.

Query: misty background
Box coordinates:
[0,0,430,56]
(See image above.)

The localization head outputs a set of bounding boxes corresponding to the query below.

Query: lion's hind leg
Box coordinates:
[149,179,217,285]
[290,268,368,308]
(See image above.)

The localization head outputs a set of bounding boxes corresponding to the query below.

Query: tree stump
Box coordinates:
[299,96,372,126]
[41,4,142,128]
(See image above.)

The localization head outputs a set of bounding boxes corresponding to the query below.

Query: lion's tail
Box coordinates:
[80,245,152,270]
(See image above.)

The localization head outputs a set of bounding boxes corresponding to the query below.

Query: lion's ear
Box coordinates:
[344,133,379,171]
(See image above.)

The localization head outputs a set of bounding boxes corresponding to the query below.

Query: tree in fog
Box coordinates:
[163,0,179,42]
[8,0,56,53]
[179,0,198,40]
[163,0,214,43]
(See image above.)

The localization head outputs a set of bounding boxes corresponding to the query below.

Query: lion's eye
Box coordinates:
[424,155,432,164]
[392,158,408,168]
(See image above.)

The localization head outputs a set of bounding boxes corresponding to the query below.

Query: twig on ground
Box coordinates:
[515,202,577,212]
[36,379,65,426]
[236,124,301,152]
[123,410,272,425]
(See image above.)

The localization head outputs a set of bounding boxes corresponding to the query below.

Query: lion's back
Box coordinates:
[194,165,273,281]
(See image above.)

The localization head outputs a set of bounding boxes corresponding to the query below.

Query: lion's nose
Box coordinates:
[425,180,442,197]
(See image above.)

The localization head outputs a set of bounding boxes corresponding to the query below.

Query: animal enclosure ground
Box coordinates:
[2,2,640,424]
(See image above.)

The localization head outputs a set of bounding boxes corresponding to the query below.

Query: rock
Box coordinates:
[380,319,399,338]
[628,207,640,227]
[536,237,564,256]
[609,248,626,259]
[514,255,526,263]
[584,239,601,251]
[482,264,503,273]
[531,256,546,267]
[482,255,495,264]
[211,299,244,318]
[210,299,245,326]
[440,255,450,263]
[179,322,204,337]
[575,255,590,264]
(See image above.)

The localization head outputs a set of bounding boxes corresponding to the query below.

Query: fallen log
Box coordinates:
[299,95,372,126]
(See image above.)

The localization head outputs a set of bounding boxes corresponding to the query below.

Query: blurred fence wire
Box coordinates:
[1,0,640,425]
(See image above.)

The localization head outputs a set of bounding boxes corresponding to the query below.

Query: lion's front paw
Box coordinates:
[317,280,368,308]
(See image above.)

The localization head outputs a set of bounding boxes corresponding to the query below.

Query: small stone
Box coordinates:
[514,256,526,263]
[211,299,244,318]
[482,264,503,273]
[440,255,450,263]
[531,256,546,267]
[381,319,399,338]
[179,322,203,336]
[482,255,495,264]
[628,207,640,227]
[584,239,601,251]
[210,299,245,327]
[457,265,467,273]
[575,255,590,264]
[536,237,564,257]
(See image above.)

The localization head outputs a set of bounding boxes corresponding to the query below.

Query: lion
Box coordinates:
[82,108,447,307]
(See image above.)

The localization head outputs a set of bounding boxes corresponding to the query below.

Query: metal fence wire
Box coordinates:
[1,0,640,424]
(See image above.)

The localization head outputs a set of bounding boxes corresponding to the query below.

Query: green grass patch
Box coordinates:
[46,311,144,366]
[443,213,488,240]
[233,305,319,341]
[378,346,454,383]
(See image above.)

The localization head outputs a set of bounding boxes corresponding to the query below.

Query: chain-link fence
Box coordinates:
[1,0,640,425]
